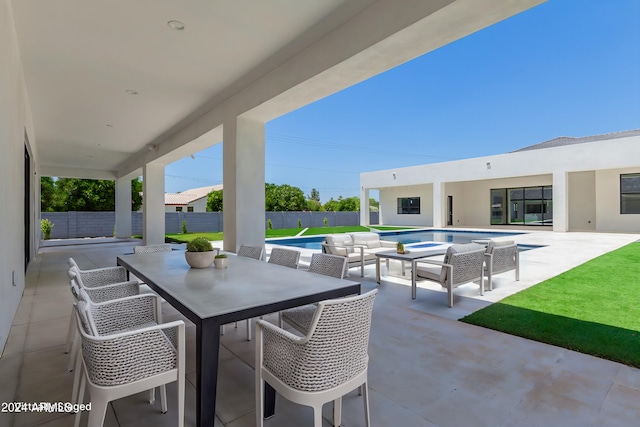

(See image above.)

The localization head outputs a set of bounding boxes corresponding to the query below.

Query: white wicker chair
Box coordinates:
[267,247,301,269]
[238,244,264,260]
[484,240,520,290]
[133,244,172,254]
[415,243,486,307]
[65,266,141,370]
[74,299,185,427]
[255,289,377,427]
[279,253,348,333]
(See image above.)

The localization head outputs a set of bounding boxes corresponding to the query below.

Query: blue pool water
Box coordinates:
[268,229,526,250]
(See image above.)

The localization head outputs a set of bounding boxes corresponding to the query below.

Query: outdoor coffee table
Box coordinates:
[117,250,360,427]
[375,248,448,299]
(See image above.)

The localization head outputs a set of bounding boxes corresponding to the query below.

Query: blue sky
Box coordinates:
[166,0,640,203]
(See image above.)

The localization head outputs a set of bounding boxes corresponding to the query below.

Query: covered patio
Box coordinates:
[2,230,639,426]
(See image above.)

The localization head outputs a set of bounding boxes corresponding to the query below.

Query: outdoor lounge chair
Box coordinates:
[415,243,486,307]
[255,289,377,427]
[74,299,185,427]
[484,240,520,290]
[321,234,377,277]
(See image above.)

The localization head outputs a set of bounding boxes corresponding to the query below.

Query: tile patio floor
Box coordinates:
[2,230,640,426]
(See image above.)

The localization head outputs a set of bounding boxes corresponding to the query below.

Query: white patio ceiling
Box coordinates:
[12,0,545,180]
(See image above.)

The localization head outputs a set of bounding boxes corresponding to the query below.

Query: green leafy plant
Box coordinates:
[297,218,302,229]
[323,217,329,227]
[267,219,273,230]
[182,220,188,234]
[214,253,227,259]
[40,219,54,240]
[186,237,213,252]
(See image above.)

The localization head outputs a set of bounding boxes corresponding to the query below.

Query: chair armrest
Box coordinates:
[82,280,140,303]
[415,259,450,268]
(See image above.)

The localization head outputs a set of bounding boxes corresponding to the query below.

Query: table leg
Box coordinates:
[411,260,417,299]
[375,257,381,284]
[197,319,220,427]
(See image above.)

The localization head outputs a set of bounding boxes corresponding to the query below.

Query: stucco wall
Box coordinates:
[0,0,36,353]
[568,171,596,231]
[379,185,433,226]
[595,168,640,232]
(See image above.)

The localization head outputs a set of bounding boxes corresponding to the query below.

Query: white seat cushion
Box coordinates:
[324,234,354,256]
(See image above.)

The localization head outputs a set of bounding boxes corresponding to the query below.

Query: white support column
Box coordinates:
[553,171,569,232]
[223,117,265,252]
[115,177,132,238]
[432,182,444,228]
[142,163,165,245]
[360,187,370,226]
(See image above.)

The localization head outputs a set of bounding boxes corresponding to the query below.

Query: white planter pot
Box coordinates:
[185,251,214,269]
[213,257,228,269]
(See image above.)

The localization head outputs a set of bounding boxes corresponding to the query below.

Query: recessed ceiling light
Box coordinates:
[167,20,185,31]
[125,89,138,95]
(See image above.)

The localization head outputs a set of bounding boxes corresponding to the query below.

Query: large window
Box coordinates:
[621,173,640,214]
[397,197,420,214]
[490,186,552,226]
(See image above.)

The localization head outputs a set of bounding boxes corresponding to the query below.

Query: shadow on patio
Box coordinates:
[2,239,640,426]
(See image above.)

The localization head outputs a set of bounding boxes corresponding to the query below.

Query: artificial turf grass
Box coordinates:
[460,242,640,368]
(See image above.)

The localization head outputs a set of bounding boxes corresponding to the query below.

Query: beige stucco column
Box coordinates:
[142,163,165,245]
[115,177,132,238]
[552,171,568,232]
[223,117,265,252]
[432,181,445,228]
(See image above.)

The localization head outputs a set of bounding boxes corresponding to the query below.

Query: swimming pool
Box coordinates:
[268,229,526,250]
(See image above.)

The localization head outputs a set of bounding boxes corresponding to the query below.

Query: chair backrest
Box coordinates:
[307,253,347,279]
[134,244,172,254]
[267,247,300,269]
[445,243,486,286]
[237,244,264,260]
[265,289,377,392]
[486,240,518,274]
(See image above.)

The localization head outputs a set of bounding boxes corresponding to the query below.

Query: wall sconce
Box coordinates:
[393,173,396,180]
[147,144,158,151]
[486,162,491,170]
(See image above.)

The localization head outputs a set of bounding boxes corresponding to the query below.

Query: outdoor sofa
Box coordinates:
[321,232,396,277]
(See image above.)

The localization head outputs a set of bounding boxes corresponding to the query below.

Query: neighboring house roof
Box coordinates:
[512,129,640,152]
[165,185,222,205]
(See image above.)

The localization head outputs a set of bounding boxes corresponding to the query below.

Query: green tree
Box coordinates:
[265,183,306,211]
[338,196,360,211]
[206,189,224,211]
[369,198,379,212]
[323,197,340,212]
[306,199,324,211]
[309,188,320,202]
[42,177,142,211]
[40,176,58,212]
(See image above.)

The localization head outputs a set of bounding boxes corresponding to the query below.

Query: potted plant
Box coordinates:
[185,237,215,268]
[397,242,405,254]
[213,253,228,269]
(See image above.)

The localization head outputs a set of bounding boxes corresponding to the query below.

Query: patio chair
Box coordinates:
[238,244,265,260]
[256,289,377,427]
[321,234,376,277]
[267,247,301,269]
[74,300,185,427]
[415,243,486,307]
[133,243,172,254]
[279,253,348,333]
[484,240,520,290]
[65,267,140,370]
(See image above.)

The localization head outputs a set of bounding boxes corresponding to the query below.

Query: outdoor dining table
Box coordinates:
[117,250,361,427]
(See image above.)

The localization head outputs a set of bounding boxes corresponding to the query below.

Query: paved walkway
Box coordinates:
[2,231,639,426]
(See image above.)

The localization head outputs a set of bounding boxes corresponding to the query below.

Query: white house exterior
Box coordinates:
[360,130,640,233]
[164,185,222,213]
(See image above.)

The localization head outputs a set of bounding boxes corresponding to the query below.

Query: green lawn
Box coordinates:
[461,242,640,367]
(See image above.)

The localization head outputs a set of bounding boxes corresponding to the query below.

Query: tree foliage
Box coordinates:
[265,183,306,211]
[309,188,320,202]
[40,177,142,211]
[206,190,224,211]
